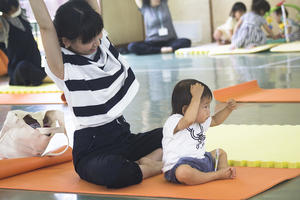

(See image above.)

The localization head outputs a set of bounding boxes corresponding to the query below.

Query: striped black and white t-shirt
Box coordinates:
[45,32,139,130]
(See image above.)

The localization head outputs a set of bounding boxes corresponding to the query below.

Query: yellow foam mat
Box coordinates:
[270,41,300,52]
[206,125,300,168]
[175,43,230,55]
[0,83,62,94]
[175,43,279,56]
[209,43,279,56]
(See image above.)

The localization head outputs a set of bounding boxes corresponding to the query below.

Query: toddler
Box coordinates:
[274,7,300,41]
[232,0,275,48]
[162,79,236,185]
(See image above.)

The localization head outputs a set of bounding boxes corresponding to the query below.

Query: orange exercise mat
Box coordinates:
[213,80,300,103]
[0,161,299,200]
[0,146,72,180]
[0,93,65,105]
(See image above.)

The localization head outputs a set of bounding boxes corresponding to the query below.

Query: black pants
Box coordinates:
[128,38,191,55]
[8,60,46,86]
[72,116,162,188]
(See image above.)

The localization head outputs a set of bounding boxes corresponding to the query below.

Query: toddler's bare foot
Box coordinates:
[247,44,256,49]
[217,167,236,179]
[161,46,173,53]
[216,40,222,45]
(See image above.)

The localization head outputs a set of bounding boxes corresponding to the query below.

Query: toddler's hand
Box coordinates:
[226,99,237,111]
[190,83,204,99]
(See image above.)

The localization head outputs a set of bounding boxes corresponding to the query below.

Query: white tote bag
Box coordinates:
[0,110,69,159]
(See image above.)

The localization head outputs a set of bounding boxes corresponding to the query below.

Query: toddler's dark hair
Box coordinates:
[275,7,289,18]
[0,0,19,14]
[143,0,150,6]
[251,0,270,15]
[53,0,103,46]
[171,79,212,115]
[230,2,247,17]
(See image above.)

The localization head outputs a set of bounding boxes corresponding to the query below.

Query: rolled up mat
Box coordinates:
[0,49,8,76]
[0,146,72,179]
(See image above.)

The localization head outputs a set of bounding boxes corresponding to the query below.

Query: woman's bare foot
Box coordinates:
[217,167,236,179]
[161,46,173,53]
[139,157,163,170]
[138,157,163,179]
[229,45,236,50]
[43,75,54,83]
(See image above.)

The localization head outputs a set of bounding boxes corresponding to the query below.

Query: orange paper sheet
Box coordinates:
[213,80,300,103]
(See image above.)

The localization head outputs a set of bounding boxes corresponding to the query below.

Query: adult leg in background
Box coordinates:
[128,41,163,55]
[9,60,46,86]
[168,38,191,52]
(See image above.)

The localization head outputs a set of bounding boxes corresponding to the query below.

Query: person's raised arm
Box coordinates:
[263,24,275,39]
[210,99,236,127]
[29,0,64,80]
[135,0,143,9]
[233,18,242,35]
[173,83,204,134]
[86,0,101,15]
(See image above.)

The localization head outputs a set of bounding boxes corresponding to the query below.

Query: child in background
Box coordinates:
[274,8,300,41]
[162,79,236,185]
[214,2,246,45]
[232,0,276,48]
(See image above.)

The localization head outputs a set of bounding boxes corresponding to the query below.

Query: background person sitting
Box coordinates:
[128,0,191,55]
[274,7,300,42]
[0,0,46,85]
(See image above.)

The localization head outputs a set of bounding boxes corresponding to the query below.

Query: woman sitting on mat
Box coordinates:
[213,2,246,45]
[128,0,191,55]
[0,0,46,85]
[162,79,237,185]
[231,0,276,48]
[274,7,300,42]
[29,0,163,188]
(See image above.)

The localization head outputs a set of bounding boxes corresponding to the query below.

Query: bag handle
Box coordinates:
[36,126,70,157]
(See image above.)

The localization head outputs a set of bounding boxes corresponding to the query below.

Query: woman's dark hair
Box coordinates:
[53,0,103,46]
[0,0,19,14]
[171,79,212,115]
[275,7,289,18]
[230,2,247,17]
[251,0,270,15]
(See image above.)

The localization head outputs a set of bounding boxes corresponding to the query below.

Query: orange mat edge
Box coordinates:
[0,162,300,200]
